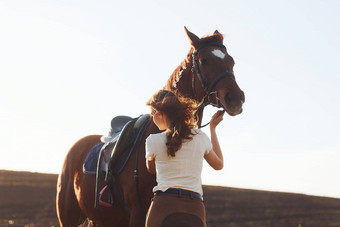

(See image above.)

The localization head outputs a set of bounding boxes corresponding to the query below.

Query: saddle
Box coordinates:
[92,114,151,210]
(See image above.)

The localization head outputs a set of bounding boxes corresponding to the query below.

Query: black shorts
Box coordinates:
[145,190,206,227]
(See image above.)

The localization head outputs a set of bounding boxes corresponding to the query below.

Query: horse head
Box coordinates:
[184,27,245,116]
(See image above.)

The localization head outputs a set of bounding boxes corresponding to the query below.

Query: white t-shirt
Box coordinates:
[145,129,212,196]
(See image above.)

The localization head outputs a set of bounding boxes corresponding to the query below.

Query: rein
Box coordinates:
[196,102,225,128]
[191,42,234,128]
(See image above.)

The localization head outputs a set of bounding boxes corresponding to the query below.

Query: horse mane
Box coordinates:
[165,32,224,92]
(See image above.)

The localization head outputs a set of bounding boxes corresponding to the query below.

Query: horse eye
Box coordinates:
[200,58,207,66]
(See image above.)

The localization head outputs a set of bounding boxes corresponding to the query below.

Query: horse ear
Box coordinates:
[213,29,224,42]
[184,26,200,48]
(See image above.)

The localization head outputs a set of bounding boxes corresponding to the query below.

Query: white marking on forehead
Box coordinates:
[212,49,225,59]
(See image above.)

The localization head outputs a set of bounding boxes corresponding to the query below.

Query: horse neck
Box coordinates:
[164,56,205,126]
[165,61,193,97]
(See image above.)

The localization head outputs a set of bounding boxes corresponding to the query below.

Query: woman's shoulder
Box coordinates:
[190,129,212,150]
[190,128,208,140]
[191,128,207,136]
[147,131,166,142]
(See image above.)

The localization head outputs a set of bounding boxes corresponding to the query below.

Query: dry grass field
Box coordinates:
[0,170,339,227]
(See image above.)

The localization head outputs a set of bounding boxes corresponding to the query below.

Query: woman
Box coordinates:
[145,89,224,227]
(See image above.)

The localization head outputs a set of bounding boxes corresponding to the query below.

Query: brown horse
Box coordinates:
[56,27,245,227]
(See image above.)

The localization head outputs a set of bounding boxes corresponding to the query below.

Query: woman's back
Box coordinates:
[145,89,224,227]
[146,129,212,195]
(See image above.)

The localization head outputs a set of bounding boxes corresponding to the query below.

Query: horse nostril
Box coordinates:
[225,92,245,105]
[225,93,232,104]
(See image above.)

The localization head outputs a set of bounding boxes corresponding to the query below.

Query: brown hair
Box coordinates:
[146,90,199,157]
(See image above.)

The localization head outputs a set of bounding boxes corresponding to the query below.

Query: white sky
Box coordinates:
[1,0,339,198]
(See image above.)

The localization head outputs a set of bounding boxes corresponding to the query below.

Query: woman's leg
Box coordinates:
[145,193,206,227]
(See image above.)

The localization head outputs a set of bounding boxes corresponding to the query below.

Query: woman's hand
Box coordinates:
[210,110,225,129]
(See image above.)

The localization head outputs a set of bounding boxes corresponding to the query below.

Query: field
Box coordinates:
[0,170,339,227]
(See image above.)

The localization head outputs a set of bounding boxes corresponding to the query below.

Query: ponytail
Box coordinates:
[146,90,199,157]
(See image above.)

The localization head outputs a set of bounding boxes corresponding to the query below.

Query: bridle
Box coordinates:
[191,42,235,127]
[192,42,235,107]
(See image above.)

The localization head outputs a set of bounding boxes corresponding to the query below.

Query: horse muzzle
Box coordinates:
[218,90,245,116]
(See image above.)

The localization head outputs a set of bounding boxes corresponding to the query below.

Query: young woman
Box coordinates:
[145,89,224,227]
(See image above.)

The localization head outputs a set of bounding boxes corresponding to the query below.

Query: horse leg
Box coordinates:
[124,150,156,227]
[57,135,101,226]
[126,206,145,227]
[56,163,85,226]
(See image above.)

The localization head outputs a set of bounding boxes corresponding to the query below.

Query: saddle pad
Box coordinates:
[83,142,104,174]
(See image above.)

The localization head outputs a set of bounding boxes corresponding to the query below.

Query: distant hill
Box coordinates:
[0,170,339,227]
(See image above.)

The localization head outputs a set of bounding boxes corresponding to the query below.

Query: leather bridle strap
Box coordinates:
[192,42,235,96]
[191,42,234,128]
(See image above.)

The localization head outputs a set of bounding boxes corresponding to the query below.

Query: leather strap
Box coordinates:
[155,188,203,201]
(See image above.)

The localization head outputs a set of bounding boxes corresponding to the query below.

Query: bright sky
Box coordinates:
[1,0,339,198]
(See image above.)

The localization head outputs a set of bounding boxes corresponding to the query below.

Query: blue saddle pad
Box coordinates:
[83,142,104,174]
